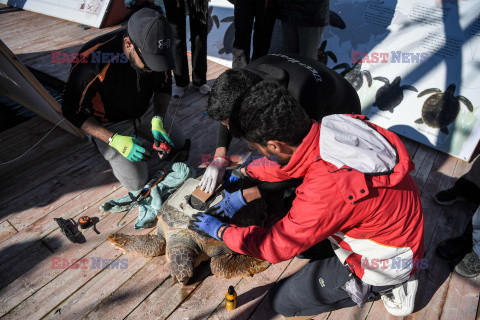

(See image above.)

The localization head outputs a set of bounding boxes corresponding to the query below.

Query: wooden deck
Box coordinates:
[1,5,480,320]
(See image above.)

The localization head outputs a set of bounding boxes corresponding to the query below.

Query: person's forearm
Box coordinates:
[216,123,233,150]
[153,92,171,118]
[217,225,229,240]
[242,186,262,203]
[214,147,228,159]
[80,117,114,143]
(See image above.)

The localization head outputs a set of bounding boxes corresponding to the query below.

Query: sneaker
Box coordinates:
[454,251,480,278]
[172,85,187,98]
[380,274,418,317]
[433,186,465,206]
[194,83,211,95]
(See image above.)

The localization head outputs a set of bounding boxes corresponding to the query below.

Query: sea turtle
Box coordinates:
[218,16,235,55]
[415,83,474,135]
[207,6,220,35]
[333,61,372,91]
[317,40,337,65]
[108,178,271,284]
[373,76,418,113]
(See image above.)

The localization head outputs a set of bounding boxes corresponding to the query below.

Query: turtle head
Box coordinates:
[446,83,456,95]
[392,77,401,86]
[168,247,198,285]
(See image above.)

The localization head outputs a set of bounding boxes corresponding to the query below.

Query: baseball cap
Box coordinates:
[127,8,175,72]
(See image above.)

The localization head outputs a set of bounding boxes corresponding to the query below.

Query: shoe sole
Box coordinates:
[433,194,467,206]
[454,265,480,278]
[381,276,418,317]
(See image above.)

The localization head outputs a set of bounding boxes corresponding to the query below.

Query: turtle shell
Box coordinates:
[156,180,268,258]
[421,93,460,129]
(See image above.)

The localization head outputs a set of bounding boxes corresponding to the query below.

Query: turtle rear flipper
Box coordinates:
[415,118,424,124]
[108,233,166,257]
[457,95,474,112]
[418,88,441,98]
[210,253,271,278]
[440,127,449,135]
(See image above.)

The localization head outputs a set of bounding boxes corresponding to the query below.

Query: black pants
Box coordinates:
[268,241,392,317]
[232,0,276,69]
[164,0,207,87]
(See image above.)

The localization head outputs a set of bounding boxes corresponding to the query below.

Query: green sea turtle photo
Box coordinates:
[415,83,474,135]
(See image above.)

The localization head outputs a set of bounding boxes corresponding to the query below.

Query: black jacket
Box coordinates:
[277,0,329,27]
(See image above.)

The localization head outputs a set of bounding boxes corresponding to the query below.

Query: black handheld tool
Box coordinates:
[78,216,93,229]
[54,218,77,243]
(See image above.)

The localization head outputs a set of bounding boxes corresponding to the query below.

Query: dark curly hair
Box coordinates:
[229,80,311,146]
[207,68,262,121]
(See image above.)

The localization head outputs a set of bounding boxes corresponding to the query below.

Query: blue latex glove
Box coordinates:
[124,0,136,8]
[188,212,228,241]
[223,168,243,188]
[206,189,246,219]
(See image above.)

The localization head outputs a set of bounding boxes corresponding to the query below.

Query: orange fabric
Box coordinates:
[92,92,107,122]
[79,63,110,107]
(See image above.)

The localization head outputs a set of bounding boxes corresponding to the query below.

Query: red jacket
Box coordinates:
[223,114,424,286]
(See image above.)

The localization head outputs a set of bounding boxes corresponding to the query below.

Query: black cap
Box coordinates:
[127,8,175,72]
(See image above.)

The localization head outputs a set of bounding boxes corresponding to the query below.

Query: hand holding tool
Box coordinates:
[109,134,146,162]
[151,116,174,147]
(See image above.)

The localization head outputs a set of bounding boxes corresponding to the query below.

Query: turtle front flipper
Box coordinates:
[458,95,474,112]
[401,85,418,92]
[440,127,449,135]
[108,233,166,257]
[418,88,441,97]
[332,63,350,72]
[415,118,424,124]
[373,76,389,84]
[210,253,271,278]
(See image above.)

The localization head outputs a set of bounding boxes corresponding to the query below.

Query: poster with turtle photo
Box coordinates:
[202,0,479,160]
[318,0,480,161]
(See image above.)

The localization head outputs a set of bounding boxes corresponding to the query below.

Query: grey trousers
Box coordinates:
[93,103,185,191]
[281,21,324,60]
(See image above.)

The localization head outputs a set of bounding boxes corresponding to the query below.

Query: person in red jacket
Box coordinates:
[189,81,424,318]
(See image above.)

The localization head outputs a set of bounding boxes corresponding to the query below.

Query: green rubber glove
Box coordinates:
[151,116,174,147]
[108,133,146,162]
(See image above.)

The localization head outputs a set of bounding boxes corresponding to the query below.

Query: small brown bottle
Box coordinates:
[225,286,237,310]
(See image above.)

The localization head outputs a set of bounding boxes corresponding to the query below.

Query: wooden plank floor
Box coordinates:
[1,5,480,320]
